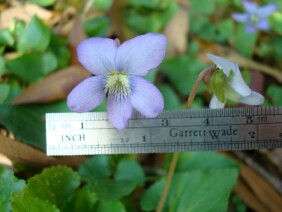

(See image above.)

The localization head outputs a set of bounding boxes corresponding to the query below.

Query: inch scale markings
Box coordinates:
[46,107,282,156]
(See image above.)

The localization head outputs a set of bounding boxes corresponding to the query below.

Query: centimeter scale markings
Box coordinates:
[46,107,282,156]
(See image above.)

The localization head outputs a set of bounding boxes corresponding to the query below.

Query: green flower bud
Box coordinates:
[209,69,241,103]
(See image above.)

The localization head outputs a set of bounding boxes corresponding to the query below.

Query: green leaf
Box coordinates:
[0,28,14,46]
[124,3,179,33]
[231,25,257,56]
[141,169,239,211]
[187,40,200,55]
[190,97,204,109]
[2,79,22,104]
[93,0,113,10]
[11,20,26,39]
[125,0,172,9]
[79,156,111,181]
[17,15,51,53]
[174,152,240,172]
[267,84,282,106]
[0,46,4,54]
[64,186,98,212]
[0,56,5,77]
[231,194,248,212]
[82,159,145,201]
[21,166,80,210]
[190,16,211,38]
[86,179,135,200]
[269,10,282,35]
[0,101,71,150]
[84,16,110,37]
[160,56,206,96]
[144,69,157,83]
[93,200,126,212]
[0,166,26,212]
[7,51,58,83]
[257,38,282,62]
[124,10,162,33]
[12,192,60,212]
[141,178,164,211]
[190,0,215,15]
[28,0,56,7]
[216,19,234,43]
[159,85,180,109]
[114,159,145,187]
[0,83,10,103]
[49,34,70,69]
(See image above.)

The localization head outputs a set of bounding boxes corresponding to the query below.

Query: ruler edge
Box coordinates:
[45,106,282,155]
[45,106,282,122]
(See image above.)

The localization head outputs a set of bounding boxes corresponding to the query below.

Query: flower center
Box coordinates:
[105,71,131,99]
[250,14,259,25]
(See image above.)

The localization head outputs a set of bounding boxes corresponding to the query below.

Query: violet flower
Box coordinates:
[67,33,166,129]
[232,0,278,33]
[207,53,264,109]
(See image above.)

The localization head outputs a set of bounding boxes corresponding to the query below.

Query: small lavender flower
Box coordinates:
[232,0,278,33]
[67,33,166,129]
[206,53,264,109]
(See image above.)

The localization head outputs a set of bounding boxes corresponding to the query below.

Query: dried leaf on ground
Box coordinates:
[13,66,90,104]
[0,3,53,29]
[223,152,282,211]
[250,70,264,94]
[0,135,86,168]
[237,164,282,211]
[259,149,282,177]
[164,3,189,57]
[69,17,87,47]
[0,153,12,168]
[69,18,87,65]
[235,180,269,211]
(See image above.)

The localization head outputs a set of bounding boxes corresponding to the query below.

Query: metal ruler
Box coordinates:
[46,107,282,156]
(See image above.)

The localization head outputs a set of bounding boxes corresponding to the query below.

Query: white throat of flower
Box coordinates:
[105,71,131,100]
[210,69,241,103]
[250,14,259,25]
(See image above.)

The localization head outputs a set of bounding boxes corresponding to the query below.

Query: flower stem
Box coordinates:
[186,67,217,108]
[156,66,216,212]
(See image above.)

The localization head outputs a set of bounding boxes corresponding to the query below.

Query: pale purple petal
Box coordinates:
[207,54,238,76]
[107,95,132,129]
[238,91,264,105]
[209,95,225,109]
[77,38,118,76]
[257,19,269,30]
[242,0,257,13]
[115,33,167,76]
[67,76,106,112]
[229,70,251,97]
[232,13,249,22]
[245,24,257,33]
[257,3,278,17]
[130,77,164,117]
